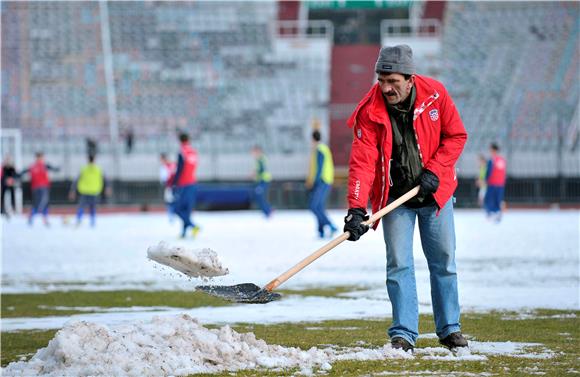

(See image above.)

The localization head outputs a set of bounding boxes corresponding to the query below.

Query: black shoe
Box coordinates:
[391,337,414,352]
[439,332,468,349]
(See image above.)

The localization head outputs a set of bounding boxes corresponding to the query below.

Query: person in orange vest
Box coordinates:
[483,142,507,222]
[20,152,60,226]
[170,133,200,238]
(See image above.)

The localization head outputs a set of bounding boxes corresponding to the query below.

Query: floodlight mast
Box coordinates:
[99,0,121,194]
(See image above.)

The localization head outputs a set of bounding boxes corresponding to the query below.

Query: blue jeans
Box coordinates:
[382,198,461,345]
[308,183,336,237]
[76,194,98,226]
[173,184,197,236]
[254,182,272,216]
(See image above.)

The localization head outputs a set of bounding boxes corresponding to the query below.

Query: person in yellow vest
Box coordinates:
[475,154,487,207]
[251,145,273,217]
[69,154,108,227]
[306,130,337,238]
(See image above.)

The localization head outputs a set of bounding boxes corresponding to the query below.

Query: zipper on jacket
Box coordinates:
[388,159,393,187]
[412,92,439,168]
[379,146,386,209]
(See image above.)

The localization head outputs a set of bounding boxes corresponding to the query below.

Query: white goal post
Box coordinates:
[1,128,23,214]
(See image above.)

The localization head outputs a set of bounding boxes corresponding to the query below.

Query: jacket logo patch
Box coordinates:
[429,109,439,121]
[356,127,362,139]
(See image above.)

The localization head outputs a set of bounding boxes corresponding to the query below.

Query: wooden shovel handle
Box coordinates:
[263,186,420,292]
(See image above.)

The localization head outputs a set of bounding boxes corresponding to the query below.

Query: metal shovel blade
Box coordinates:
[196,283,282,304]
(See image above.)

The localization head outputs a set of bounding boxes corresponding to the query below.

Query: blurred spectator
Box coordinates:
[305,130,337,238]
[170,133,200,238]
[484,142,507,222]
[124,128,134,154]
[159,153,176,222]
[251,145,273,218]
[1,155,18,219]
[69,154,109,227]
[20,152,60,226]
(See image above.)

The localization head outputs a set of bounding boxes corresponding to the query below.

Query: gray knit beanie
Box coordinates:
[375,45,415,75]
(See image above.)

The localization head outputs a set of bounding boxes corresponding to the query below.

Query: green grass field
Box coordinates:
[2,289,578,376]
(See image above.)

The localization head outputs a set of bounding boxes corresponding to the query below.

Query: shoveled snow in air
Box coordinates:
[1,314,555,377]
[147,242,228,278]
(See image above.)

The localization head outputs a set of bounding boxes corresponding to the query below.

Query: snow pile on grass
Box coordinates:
[2,314,412,377]
[147,242,228,278]
[2,314,557,376]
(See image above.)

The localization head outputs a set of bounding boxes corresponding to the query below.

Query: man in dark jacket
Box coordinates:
[1,155,18,218]
[343,45,468,352]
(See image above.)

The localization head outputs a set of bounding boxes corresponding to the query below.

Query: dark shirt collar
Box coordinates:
[387,85,416,114]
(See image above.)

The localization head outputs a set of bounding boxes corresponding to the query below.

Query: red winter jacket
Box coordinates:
[346,75,467,227]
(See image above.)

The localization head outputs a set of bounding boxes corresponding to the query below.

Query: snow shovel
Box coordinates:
[196,186,420,304]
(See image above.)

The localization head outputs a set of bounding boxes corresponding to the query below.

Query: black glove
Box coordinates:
[417,169,439,199]
[343,208,370,241]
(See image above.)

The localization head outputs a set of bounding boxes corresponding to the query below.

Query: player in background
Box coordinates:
[1,155,18,219]
[170,133,200,238]
[483,142,507,222]
[69,154,109,227]
[251,145,273,218]
[20,152,60,226]
[159,153,176,222]
[305,130,337,238]
[476,154,487,207]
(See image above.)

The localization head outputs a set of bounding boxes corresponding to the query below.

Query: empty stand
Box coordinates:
[2,2,332,180]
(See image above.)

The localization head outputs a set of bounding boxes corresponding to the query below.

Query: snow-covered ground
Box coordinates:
[1,314,557,377]
[1,209,579,331]
[1,209,578,376]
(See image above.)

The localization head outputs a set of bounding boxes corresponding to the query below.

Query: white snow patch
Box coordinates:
[414,340,557,362]
[147,242,228,278]
[415,346,487,361]
[501,312,577,321]
[37,305,180,313]
[468,340,548,357]
[373,372,494,376]
[305,326,360,331]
